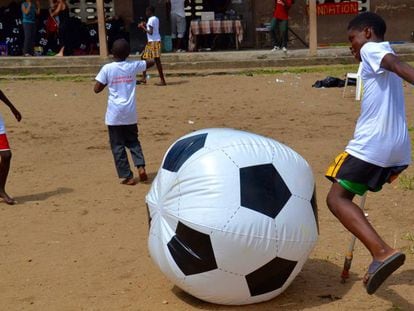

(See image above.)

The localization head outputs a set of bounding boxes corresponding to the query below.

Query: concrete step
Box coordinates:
[1,44,414,76]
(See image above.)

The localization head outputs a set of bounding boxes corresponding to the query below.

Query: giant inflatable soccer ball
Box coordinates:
[146,128,318,305]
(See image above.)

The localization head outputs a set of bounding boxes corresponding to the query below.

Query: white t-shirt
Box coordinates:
[147,16,161,42]
[95,60,147,126]
[171,0,186,17]
[345,41,411,167]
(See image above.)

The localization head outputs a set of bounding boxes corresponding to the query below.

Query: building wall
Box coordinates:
[1,0,413,48]
[254,0,414,48]
[113,0,133,30]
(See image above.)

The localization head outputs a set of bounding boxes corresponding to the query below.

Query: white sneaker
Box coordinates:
[282,47,287,52]
[271,46,280,52]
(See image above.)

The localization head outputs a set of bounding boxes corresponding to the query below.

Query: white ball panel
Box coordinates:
[270,142,315,200]
[275,197,318,245]
[209,207,278,275]
[171,150,241,230]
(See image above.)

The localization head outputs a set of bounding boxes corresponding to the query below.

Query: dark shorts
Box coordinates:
[325,152,408,195]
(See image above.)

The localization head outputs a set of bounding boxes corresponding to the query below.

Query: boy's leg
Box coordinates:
[155,57,167,85]
[23,23,31,55]
[327,182,397,262]
[279,19,288,49]
[0,150,15,204]
[177,38,183,51]
[30,24,37,55]
[274,19,283,48]
[177,15,186,51]
[124,125,147,182]
[171,14,177,51]
[269,18,278,48]
[141,70,147,84]
[108,126,134,183]
[327,182,404,294]
[139,51,148,83]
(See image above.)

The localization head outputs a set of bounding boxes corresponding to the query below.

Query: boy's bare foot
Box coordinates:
[0,192,16,205]
[138,167,148,182]
[120,178,136,186]
[137,79,146,85]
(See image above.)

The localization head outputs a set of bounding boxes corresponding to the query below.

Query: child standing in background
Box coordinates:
[21,0,40,56]
[270,0,292,53]
[94,39,154,185]
[138,6,167,86]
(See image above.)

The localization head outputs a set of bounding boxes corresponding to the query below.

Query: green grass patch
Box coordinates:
[0,74,94,82]
[398,174,414,190]
[401,232,414,255]
[241,64,360,78]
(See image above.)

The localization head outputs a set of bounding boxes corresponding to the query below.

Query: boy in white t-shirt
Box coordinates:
[94,39,154,185]
[325,12,414,295]
[138,6,167,86]
[0,89,22,204]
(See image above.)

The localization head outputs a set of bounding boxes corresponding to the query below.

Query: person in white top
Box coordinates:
[166,0,189,52]
[138,6,167,86]
[325,12,414,295]
[0,89,22,205]
[94,39,155,185]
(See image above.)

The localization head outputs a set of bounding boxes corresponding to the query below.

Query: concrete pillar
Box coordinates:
[96,0,108,57]
[309,0,317,56]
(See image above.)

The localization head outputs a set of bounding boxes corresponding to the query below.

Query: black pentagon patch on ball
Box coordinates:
[240,164,292,218]
[145,204,151,230]
[310,187,319,234]
[167,222,218,276]
[245,257,298,296]
[162,133,207,172]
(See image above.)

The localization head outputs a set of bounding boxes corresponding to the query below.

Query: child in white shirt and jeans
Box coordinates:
[94,39,154,185]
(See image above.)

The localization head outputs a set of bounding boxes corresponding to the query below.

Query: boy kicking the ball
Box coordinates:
[326,12,414,295]
[0,89,22,204]
[94,39,154,185]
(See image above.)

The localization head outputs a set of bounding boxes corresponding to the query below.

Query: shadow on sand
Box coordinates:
[374,269,414,310]
[171,259,413,310]
[14,187,74,204]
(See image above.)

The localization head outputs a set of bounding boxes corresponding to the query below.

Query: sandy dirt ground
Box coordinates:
[0,72,413,311]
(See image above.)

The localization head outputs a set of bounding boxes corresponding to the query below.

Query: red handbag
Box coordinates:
[46,15,58,34]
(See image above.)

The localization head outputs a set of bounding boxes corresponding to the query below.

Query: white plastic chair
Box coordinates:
[343,63,363,100]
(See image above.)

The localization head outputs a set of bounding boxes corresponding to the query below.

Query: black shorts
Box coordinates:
[326,151,408,192]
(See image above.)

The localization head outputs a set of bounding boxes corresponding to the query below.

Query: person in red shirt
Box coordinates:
[270,0,292,52]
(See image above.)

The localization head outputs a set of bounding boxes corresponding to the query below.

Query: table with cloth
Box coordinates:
[188,20,243,52]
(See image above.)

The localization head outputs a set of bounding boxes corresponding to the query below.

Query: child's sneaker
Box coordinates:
[271,46,280,52]
[282,47,287,52]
